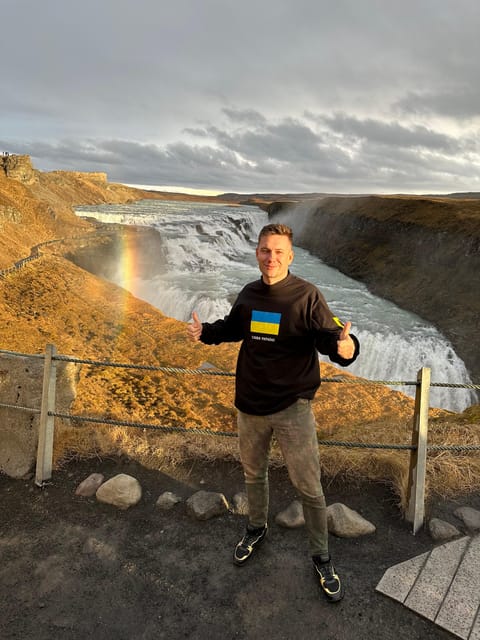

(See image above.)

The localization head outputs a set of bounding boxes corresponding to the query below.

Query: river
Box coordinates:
[75,199,477,412]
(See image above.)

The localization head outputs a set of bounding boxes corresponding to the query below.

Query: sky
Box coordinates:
[1,0,480,195]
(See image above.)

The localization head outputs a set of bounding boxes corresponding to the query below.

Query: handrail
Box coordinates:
[1,344,479,532]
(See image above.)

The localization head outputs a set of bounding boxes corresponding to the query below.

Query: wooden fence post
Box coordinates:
[405,366,431,534]
[35,344,57,486]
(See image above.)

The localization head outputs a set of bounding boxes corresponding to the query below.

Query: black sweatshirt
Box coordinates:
[200,272,360,415]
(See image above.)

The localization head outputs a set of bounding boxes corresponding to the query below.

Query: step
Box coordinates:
[376,535,480,640]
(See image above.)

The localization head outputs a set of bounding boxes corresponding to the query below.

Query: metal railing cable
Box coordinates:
[52,353,423,385]
[5,349,480,389]
[49,410,238,439]
[49,354,480,391]
[1,346,479,453]
[0,348,45,359]
[0,401,41,413]
[47,410,480,452]
[50,409,413,449]
[431,382,480,389]
[54,354,237,377]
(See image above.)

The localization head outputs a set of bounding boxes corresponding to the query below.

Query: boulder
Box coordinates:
[156,491,182,510]
[428,517,462,542]
[96,474,142,509]
[75,473,104,497]
[454,506,480,532]
[327,503,376,537]
[186,490,230,520]
[275,500,305,528]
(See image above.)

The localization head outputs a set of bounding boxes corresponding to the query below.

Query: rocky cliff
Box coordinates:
[268,195,480,382]
[1,153,37,184]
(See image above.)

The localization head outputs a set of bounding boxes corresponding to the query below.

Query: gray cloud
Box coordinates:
[396,88,480,120]
[319,114,461,153]
[2,0,480,193]
[222,108,268,127]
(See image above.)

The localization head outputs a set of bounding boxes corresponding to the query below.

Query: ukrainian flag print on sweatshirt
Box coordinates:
[250,310,281,336]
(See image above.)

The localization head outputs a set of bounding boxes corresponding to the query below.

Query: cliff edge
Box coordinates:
[268,195,480,382]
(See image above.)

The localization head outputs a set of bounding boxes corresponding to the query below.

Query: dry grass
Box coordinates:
[50,380,480,514]
[2,163,479,515]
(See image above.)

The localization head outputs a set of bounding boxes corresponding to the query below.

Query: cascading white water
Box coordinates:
[75,199,478,412]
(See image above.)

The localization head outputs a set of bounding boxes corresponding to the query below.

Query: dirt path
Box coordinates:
[1,456,477,640]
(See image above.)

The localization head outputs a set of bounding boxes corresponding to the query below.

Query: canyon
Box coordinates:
[1,156,479,498]
[267,194,480,383]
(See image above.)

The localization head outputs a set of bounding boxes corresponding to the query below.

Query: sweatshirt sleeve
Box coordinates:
[311,291,360,367]
[200,316,243,345]
[200,298,244,345]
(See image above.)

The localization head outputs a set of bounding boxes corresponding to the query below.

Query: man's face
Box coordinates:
[255,233,294,285]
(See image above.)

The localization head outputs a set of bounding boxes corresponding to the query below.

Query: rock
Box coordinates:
[0,351,79,478]
[95,474,142,509]
[186,490,230,520]
[453,506,480,532]
[199,362,219,370]
[428,517,462,542]
[327,503,376,537]
[2,154,37,184]
[75,473,104,497]
[275,500,305,528]
[232,492,249,515]
[156,491,182,510]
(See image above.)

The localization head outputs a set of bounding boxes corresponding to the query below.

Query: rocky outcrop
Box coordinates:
[268,195,480,383]
[51,170,107,183]
[0,204,22,226]
[1,153,37,184]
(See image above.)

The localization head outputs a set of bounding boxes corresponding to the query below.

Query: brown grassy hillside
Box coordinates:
[1,160,479,508]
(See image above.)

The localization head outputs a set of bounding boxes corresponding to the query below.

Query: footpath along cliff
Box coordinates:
[267,195,480,384]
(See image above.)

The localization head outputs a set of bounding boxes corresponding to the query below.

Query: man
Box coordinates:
[187,223,359,602]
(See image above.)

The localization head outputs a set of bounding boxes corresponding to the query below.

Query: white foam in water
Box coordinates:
[75,200,478,412]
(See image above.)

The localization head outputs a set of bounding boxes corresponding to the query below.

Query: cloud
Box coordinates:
[2,0,480,193]
[396,88,480,121]
[4,104,479,194]
[222,108,268,127]
[318,113,462,153]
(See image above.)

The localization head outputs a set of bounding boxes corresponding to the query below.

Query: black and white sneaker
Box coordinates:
[312,554,345,602]
[233,524,267,565]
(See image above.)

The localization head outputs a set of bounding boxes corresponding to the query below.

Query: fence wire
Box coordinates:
[48,410,480,453]
[0,401,41,413]
[51,353,480,390]
[1,347,479,454]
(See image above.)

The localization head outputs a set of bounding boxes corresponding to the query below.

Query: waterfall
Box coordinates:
[75,199,478,412]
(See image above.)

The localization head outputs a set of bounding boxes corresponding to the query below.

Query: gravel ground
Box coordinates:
[2,456,478,640]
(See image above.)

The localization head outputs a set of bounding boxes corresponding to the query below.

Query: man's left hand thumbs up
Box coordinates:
[337,321,355,359]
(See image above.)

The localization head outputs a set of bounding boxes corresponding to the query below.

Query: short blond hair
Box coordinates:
[257,223,293,244]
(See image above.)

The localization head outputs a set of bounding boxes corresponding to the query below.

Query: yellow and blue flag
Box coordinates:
[250,310,281,336]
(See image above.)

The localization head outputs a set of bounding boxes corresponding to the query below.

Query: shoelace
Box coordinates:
[242,531,261,546]
[316,561,336,581]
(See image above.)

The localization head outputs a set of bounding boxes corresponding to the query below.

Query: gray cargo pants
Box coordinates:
[237,398,328,557]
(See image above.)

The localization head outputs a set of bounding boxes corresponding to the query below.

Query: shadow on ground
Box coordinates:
[1,456,478,640]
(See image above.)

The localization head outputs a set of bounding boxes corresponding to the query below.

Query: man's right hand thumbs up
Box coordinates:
[187,311,203,342]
